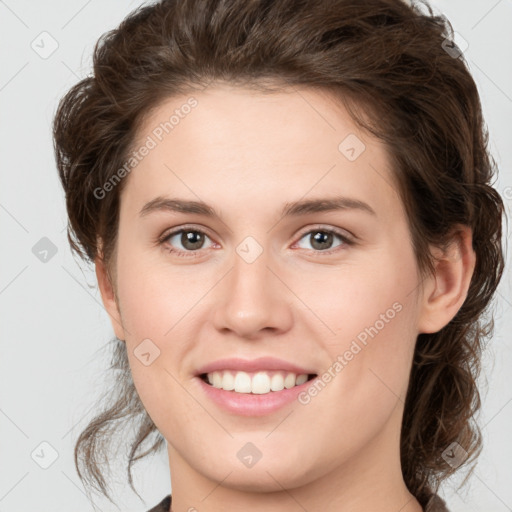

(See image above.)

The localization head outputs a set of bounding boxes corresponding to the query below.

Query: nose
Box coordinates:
[212,246,294,339]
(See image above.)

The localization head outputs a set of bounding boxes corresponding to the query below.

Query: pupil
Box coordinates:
[183,230,204,249]
[312,231,332,250]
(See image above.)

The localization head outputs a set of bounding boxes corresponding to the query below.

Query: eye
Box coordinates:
[293,226,353,254]
[159,226,215,257]
[158,224,354,258]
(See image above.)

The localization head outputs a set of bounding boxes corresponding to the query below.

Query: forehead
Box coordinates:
[121,84,401,220]
[135,83,366,154]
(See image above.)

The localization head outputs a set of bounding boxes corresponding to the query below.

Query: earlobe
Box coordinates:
[95,256,126,341]
[417,225,476,334]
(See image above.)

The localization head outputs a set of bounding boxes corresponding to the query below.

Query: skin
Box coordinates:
[96,83,476,512]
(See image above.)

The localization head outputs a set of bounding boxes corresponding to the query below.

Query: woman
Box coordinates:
[52,0,505,511]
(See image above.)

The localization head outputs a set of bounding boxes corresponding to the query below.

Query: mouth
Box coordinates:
[198,370,318,395]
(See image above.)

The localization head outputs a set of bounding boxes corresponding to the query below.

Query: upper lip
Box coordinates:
[196,357,316,376]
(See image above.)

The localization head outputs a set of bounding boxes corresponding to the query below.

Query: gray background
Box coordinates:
[1,0,511,511]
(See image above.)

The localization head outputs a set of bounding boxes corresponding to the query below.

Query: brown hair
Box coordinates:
[53,0,505,507]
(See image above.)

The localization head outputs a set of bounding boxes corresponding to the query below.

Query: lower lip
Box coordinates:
[195,375,317,416]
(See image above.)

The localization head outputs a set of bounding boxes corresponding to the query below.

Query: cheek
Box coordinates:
[292,251,418,343]
[114,252,211,417]
[299,248,420,400]
[115,248,205,337]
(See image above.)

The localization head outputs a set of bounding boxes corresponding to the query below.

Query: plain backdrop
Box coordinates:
[1,1,511,511]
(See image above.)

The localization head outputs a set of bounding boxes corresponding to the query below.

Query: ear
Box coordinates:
[417,225,476,334]
[95,256,126,341]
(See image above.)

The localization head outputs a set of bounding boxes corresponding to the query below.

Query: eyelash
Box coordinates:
[158,224,355,258]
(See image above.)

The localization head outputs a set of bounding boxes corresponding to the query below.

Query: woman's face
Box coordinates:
[99,84,435,496]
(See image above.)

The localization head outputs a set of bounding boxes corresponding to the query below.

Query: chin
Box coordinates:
[200,455,317,493]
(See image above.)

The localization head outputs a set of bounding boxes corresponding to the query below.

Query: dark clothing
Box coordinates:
[146,493,450,511]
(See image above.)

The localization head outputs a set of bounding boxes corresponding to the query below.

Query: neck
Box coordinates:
[167,405,422,512]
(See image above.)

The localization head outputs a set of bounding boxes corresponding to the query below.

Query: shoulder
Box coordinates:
[146,494,171,512]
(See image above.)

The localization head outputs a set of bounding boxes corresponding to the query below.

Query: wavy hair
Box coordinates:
[52,0,505,507]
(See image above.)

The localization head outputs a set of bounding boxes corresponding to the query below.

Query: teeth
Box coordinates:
[205,370,310,394]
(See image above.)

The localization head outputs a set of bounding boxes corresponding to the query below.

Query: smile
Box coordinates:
[200,370,317,394]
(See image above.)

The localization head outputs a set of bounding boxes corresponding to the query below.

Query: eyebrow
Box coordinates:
[139,195,377,219]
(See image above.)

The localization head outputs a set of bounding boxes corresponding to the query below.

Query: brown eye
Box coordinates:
[161,228,214,256]
[294,227,353,254]
[178,230,206,250]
